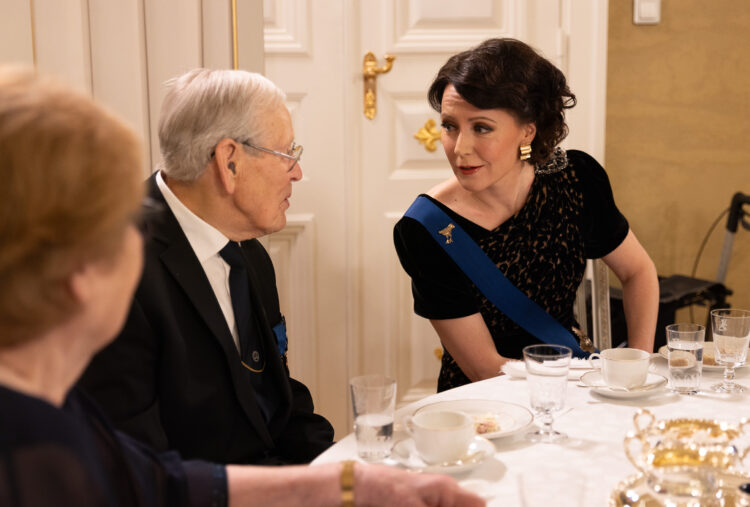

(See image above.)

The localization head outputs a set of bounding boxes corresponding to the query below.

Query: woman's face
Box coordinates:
[439,84,535,193]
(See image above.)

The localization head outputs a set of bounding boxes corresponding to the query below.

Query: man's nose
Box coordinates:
[290,161,303,181]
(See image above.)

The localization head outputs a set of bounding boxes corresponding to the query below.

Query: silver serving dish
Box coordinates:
[610,471,750,506]
[622,409,750,503]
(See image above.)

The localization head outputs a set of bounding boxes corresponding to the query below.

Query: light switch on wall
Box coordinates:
[633,0,661,25]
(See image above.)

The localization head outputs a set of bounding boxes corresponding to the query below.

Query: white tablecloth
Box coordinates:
[312,356,750,506]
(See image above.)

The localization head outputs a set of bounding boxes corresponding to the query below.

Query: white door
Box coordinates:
[264,0,608,437]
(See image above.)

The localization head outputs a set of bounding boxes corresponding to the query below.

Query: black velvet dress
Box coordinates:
[393,150,629,392]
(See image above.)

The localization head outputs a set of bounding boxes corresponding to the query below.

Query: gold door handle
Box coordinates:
[363,52,395,120]
[414,119,441,152]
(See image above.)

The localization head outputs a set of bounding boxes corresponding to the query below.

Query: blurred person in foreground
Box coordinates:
[394,38,658,392]
[0,66,484,507]
[79,68,333,465]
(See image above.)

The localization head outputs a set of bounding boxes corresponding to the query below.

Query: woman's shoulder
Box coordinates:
[565,149,610,180]
[0,385,85,449]
[563,150,629,256]
[565,149,598,165]
[0,387,107,506]
[394,194,446,250]
[559,149,619,199]
[393,193,475,278]
[427,177,463,202]
[393,195,479,320]
[395,193,487,242]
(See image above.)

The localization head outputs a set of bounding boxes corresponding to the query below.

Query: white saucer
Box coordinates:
[389,435,494,474]
[579,371,667,399]
[413,399,533,439]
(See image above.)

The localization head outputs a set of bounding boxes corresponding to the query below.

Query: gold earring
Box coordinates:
[519,144,532,161]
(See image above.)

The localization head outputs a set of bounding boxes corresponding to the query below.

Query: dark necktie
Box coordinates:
[219,241,263,370]
[219,241,278,423]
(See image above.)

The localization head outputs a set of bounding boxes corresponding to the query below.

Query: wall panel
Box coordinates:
[606,0,750,320]
[143,0,203,169]
[0,0,34,65]
[89,0,151,173]
[33,0,91,93]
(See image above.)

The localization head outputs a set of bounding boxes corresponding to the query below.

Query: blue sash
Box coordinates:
[404,195,589,358]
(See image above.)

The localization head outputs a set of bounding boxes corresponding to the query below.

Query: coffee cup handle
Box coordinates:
[588,353,601,369]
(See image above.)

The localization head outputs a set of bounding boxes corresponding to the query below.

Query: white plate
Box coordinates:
[657,344,748,371]
[390,435,494,474]
[501,358,594,380]
[579,371,668,399]
[414,399,533,439]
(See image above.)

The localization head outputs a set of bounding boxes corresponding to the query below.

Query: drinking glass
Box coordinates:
[523,344,572,443]
[349,374,397,461]
[711,309,750,393]
[666,323,705,395]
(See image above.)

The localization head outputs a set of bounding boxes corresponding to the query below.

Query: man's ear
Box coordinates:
[213,138,239,194]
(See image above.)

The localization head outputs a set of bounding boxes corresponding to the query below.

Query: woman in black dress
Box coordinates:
[394,38,658,392]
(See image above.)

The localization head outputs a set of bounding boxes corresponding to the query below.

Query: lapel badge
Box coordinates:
[438,223,455,244]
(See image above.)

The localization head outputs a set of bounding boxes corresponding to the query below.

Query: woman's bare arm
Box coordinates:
[430,313,510,382]
[603,229,659,352]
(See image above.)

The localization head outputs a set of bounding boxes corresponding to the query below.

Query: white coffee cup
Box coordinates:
[588,348,651,389]
[403,410,475,465]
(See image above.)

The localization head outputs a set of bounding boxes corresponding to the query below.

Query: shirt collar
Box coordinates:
[156,171,229,263]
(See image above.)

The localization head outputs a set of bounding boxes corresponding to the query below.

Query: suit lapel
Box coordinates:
[241,245,293,421]
[145,175,274,446]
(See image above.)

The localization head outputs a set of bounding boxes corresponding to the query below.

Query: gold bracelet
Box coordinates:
[340,460,355,507]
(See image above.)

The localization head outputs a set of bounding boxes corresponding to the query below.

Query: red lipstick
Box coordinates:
[458,165,482,175]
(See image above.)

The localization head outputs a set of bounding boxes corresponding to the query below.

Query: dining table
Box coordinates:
[311,354,750,506]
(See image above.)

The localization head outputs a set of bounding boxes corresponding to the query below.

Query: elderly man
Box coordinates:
[80,68,333,465]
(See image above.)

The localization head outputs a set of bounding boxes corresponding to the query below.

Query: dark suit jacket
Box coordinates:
[79,174,334,465]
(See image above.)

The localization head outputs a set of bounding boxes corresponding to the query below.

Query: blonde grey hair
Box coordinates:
[158,68,286,181]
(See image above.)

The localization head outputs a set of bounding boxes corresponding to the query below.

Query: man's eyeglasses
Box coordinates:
[240,140,303,172]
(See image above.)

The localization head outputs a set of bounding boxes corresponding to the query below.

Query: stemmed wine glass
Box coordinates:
[523,344,572,443]
[710,309,750,393]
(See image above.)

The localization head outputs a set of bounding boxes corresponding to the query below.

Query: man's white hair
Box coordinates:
[158,68,286,181]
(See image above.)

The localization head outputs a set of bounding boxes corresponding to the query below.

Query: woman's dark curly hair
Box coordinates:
[428,38,576,165]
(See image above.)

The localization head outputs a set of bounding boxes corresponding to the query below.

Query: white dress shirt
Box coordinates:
[156,171,241,352]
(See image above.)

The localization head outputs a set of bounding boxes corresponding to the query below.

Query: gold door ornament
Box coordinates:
[362,52,395,119]
[414,118,441,152]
